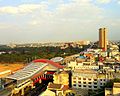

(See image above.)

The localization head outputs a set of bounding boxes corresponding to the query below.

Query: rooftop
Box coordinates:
[33,59,64,69]
[6,62,47,80]
[50,57,64,62]
[73,69,98,74]
[48,83,69,91]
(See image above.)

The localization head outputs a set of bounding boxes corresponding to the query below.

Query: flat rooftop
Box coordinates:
[73,69,98,74]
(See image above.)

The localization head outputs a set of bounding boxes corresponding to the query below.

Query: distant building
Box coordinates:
[99,28,107,51]
[7,43,17,48]
[67,60,97,70]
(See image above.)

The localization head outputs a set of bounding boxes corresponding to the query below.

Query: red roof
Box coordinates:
[33,59,64,69]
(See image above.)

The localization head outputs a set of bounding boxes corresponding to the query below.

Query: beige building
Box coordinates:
[72,69,109,90]
[67,61,99,70]
[105,83,120,96]
[113,83,120,96]
[53,71,69,86]
[99,28,107,51]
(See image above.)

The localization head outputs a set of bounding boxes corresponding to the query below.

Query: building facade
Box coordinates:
[53,71,69,86]
[72,69,108,90]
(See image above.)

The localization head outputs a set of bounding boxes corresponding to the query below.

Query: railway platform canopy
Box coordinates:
[5,59,64,84]
[6,62,48,81]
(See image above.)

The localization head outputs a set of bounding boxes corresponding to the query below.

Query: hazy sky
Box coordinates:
[0,0,120,44]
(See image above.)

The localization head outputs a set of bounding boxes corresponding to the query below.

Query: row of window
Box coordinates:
[73,84,104,89]
[73,77,106,82]
[73,84,97,88]
[73,81,106,85]
[73,81,106,84]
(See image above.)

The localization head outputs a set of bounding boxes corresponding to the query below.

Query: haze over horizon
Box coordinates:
[0,0,120,44]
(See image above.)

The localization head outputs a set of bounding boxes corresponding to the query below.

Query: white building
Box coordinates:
[72,69,108,90]
[67,61,99,70]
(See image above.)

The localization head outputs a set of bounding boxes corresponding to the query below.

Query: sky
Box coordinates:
[0,0,120,44]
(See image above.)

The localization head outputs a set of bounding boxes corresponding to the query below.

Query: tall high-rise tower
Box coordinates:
[99,28,107,51]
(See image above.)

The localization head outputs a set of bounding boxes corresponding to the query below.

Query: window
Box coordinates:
[104,83,106,85]
[78,81,81,83]
[73,81,76,83]
[78,77,81,80]
[83,78,86,80]
[88,86,92,88]
[83,82,86,84]
[88,78,91,81]
[88,82,92,84]
[94,86,97,88]
[79,85,81,87]
[73,84,76,86]
[94,79,97,81]
[94,82,97,85]
[83,85,86,87]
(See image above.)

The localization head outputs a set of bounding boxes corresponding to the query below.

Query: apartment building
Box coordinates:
[72,69,108,90]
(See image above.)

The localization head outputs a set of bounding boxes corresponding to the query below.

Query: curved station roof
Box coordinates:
[6,59,64,81]
[6,62,47,81]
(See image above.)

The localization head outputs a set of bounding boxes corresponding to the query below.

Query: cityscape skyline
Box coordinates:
[0,0,120,94]
[0,0,120,44]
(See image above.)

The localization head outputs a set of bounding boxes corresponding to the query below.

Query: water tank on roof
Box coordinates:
[79,56,85,59]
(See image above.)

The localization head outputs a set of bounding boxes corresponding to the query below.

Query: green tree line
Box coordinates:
[0,45,90,63]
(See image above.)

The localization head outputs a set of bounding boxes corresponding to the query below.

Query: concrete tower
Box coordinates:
[99,28,107,51]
